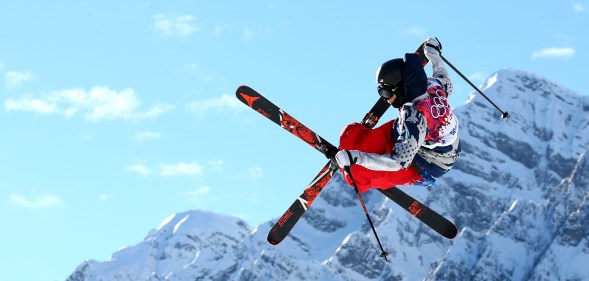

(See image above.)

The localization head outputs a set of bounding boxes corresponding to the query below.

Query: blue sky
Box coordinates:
[0,1,587,280]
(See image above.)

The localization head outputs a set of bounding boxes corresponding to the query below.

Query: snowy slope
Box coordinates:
[68,69,589,281]
[426,68,589,281]
[67,210,251,281]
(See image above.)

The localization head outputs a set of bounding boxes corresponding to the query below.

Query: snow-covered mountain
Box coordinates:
[67,68,589,281]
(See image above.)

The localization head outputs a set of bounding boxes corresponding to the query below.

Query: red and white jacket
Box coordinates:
[344,54,461,179]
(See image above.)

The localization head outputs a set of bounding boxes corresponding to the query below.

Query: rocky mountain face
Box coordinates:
[67,69,589,281]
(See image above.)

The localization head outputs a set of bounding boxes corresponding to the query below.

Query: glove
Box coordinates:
[334,150,360,169]
[424,37,442,58]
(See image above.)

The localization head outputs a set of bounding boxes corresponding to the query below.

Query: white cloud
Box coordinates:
[127,164,153,175]
[154,14,199,37]
[573,3,586,12]
[207,160,226,174]
[267,0,282,8]
[98,194,114,202]
[161,162,203,176]
[532,47,576,59]
[573,2,589,14]
[214,25,229,37]
[9,194,64,209]
[4,98,57,114]
[79,134,93,141]
[134,131,162,142]
[4,86,173,121]
[403,27,426,36]
[247,167,263,178]
[185,186,211,197]
[128,161,226,177]
[236,166,263,179]
[5,70,35,87]
[188,94,244,117]
[243,26,255,41]
[133,103,174,120]
[184,186,212,204]
[468,72,488,82]
[183,63,215,81]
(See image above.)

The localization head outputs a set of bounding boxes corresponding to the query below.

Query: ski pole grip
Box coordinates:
[425,43,441,53]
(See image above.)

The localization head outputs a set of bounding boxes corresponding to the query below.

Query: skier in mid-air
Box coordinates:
[334,38,461,192]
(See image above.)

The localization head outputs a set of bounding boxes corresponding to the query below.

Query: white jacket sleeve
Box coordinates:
[348,151,405,172]
[424,40,453,97]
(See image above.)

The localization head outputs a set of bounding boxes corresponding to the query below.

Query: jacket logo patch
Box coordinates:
[430,91,448,118]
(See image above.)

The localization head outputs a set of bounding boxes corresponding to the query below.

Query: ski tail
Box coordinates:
[267,163,334,245]
[415,43,429,67]
[378,187,458,239]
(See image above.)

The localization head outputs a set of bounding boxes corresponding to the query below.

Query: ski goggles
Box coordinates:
[377,83,399,100]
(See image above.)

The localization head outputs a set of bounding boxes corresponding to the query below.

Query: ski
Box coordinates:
[378,187,458,239]
[261,45,431,245]
[236,85,337,158]
[236,86,457,243]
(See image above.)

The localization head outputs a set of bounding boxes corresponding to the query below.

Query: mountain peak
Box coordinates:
[152,210,251,239]
[68,210,252,281]
[473,67,583,103]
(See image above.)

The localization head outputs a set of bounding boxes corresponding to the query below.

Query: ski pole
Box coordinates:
[438,53,510,119]
[343,166,389,262]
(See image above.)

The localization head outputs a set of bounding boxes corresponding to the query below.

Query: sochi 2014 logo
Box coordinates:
[430,90,449,118]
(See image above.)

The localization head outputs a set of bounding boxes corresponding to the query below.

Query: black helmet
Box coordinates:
[376,58,403,86]
[376,58,405,107]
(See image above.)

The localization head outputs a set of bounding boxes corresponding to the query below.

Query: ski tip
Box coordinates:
[235,86,260,108]
[235,85,246,96]
[267,238,279,246]
[267,233,282,246]
[266,228,286,246]
[446,225,459,240]
[236,85,252,93]
[235,85,262,108]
